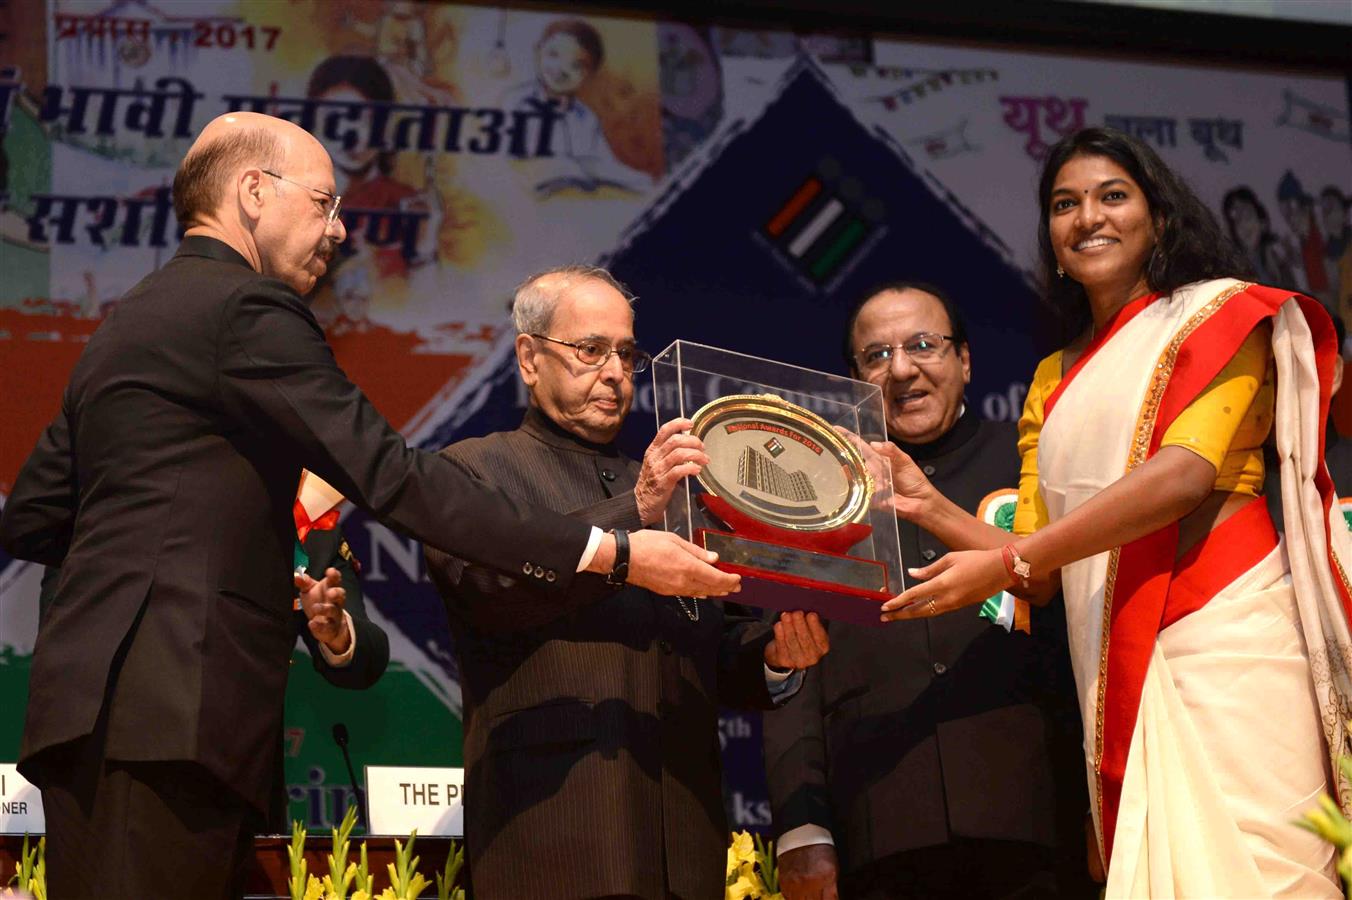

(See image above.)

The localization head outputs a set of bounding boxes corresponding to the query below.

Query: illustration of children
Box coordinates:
[501,19,652,197]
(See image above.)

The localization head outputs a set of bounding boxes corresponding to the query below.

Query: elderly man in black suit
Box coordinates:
[0,111,739,899]
[423,266,831,899]
[762,283,1090,900]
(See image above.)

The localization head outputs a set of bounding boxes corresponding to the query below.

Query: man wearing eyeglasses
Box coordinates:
[762,283,1090,899]
[1,113,740,899]
[422,265,830,900]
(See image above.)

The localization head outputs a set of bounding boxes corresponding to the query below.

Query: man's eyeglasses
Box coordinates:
[262,170,343,225]
[855,333,957,372]
[531,334,652,374]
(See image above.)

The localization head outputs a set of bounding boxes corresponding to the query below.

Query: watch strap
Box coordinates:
[606,528,630,586]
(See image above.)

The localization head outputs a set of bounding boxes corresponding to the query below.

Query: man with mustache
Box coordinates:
[423,266,830,899]
[0,113,738,899]
[762,283,1089,899]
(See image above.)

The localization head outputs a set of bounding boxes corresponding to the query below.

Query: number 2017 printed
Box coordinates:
[192,22,280,51]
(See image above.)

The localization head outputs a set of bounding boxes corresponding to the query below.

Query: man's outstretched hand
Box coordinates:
[295,566,350,654]
[605,529,741,598]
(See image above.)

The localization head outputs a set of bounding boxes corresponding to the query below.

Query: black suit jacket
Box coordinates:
[762,412,1084,875]
[0,236,590,813]
[424,407,779,900]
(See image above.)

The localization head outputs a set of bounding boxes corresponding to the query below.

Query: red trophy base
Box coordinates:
[693,494,891,626]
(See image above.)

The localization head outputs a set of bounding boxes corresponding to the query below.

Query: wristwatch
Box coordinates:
[606,528,630,586]
[1002,543,1031,589]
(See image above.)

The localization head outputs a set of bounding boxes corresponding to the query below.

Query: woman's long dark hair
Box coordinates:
[1036,127,1251,344]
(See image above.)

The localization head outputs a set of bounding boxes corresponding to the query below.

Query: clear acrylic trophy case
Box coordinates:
[652,340,903,625]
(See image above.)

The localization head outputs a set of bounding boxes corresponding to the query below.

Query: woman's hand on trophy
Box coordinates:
[868,441,936,523]
[636,417,711,526]
[764,611,830,669]
[878,549,1010,622]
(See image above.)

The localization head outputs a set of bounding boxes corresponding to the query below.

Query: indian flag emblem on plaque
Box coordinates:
[1340,497,1352,531]
[976,488,1029,634]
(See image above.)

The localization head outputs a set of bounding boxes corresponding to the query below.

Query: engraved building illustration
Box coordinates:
[737,447,818,502]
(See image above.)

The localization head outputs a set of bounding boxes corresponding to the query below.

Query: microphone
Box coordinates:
[331,722,368,831]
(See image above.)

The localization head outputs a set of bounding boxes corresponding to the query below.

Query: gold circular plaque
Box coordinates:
[689,394,873,531]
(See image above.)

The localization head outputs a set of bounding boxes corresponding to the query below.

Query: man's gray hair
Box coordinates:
[510,265,635,335]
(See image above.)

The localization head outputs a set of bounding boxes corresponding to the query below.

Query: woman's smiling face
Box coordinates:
[1047,153,1158,297]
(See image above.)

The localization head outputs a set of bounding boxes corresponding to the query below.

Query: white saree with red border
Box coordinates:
[1037,277,1352,897]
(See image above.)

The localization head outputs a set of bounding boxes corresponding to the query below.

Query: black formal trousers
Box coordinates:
[41,706,260,900]
[424,407,780,900]
[1,236,591,893]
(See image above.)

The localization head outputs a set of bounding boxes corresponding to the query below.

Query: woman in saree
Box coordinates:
[875,127,1352,897]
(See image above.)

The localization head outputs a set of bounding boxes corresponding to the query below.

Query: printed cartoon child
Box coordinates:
[1276,170,1330,304]
[501,19,652,197]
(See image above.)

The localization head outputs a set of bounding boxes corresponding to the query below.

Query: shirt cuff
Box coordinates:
[576,526,604,573]
[776,824,834,856]
[316,609,356,668]
[765,665,804,703]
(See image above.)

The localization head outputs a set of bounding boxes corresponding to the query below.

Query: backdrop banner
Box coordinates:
[1,0,1348,835]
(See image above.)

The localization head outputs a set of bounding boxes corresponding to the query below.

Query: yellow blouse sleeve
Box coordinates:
[1013,352,1061,536]
[1159,325,1271,473]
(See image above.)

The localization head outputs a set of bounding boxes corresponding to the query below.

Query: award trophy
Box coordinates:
[652,341,903,625]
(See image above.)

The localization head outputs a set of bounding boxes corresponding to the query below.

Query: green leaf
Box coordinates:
[354,841,374,895]
[435,842,466,900]
[288,819,309,900]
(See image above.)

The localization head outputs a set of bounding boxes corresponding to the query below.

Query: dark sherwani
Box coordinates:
[762,410,1088,892]
[424,407,782,900]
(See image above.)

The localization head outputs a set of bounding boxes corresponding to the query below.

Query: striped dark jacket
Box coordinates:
[424,406,779,899]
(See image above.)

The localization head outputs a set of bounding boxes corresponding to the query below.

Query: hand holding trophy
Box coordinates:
[652,341,904,625]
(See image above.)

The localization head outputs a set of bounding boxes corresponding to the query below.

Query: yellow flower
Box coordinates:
[302,874,326,900]
[726,873,763,900]
[730,831,756,866]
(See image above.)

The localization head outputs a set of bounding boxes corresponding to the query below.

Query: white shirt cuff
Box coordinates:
[576,526,604,573]
[764,664,794,683]
[776,823,834,856]
[316,609,356,667]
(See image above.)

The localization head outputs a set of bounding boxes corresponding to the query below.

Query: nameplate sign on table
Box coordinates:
[0,764,44,834]
[364,765,464,837]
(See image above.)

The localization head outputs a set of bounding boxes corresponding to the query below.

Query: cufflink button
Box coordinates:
[921,549,937,561]
[523,562,534,574]
[545,570,556,583]
[534,566,545,578]
[932,662,948,676]
[922,465,936,476]
[601,469,616,482]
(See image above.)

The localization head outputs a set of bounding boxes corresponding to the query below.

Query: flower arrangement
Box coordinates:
[287,810,465,900]
[4,822,768,898]
[725,830,782,900]
[0,834,44,900]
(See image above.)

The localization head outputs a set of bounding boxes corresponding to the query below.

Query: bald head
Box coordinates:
[173,113,324,228]
[174,112,345,296]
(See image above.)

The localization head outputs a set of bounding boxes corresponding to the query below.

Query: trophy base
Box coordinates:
[695,529,891,627]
